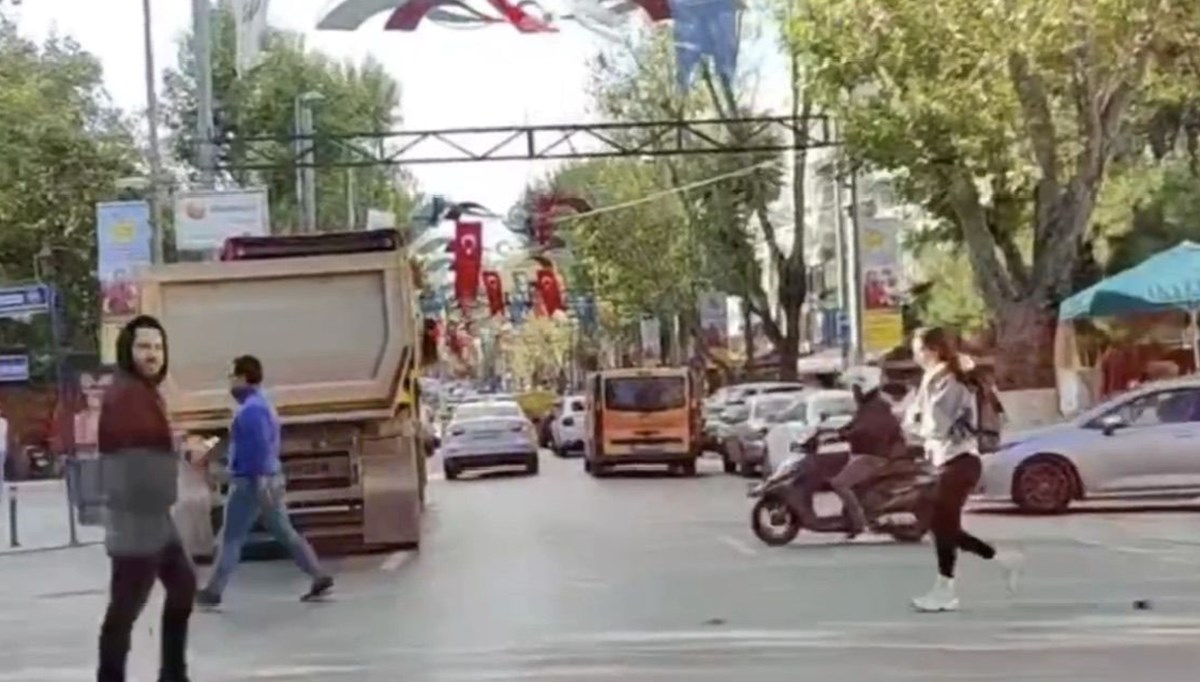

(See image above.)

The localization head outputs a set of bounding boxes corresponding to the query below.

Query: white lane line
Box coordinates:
[716,534,759,556]
[380,551,414,572]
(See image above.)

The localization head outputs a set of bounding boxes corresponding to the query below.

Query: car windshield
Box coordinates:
[753,394,802,421]
[809,395,857,421]
[453,402,524,421]
[604,376,686,412]
[774,399,807,423]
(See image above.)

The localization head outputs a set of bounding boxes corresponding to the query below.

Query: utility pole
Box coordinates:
[141,0,166,263]
[847,170,865,365]
[294,92,322,232]
[192,0,216,186]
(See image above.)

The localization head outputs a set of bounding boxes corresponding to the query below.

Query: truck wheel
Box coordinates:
[680,460,697,477]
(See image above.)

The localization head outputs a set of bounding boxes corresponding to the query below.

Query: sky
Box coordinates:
[12,0,788,252]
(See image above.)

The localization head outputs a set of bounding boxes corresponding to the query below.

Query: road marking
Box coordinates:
[380,550,414,571]
[716,534,759,556]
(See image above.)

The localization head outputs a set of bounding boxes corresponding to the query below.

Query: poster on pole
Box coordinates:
[697,291,729,351]
[859,216,906,354]
[639,316,662,365]
[97,201,152,363]
[174,188,269,252]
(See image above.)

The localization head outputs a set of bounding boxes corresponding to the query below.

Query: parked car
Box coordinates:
[978,376,1200,514]
[722,391,808,475]
[703,382,808,453]
[762,389,858,474]
[550,394,587,456]
[440,400,540,479]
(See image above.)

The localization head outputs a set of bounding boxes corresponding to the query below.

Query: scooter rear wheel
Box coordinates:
[751,497,801,546]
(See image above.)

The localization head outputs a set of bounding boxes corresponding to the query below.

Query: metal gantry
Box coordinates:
[213,115,833,171]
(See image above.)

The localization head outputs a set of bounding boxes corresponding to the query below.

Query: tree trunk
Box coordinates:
[991,298,1057,390]
[777,299,802,381]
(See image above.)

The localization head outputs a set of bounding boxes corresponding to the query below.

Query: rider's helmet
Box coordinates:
[841,365,883,403]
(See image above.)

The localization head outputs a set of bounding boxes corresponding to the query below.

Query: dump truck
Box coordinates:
[139,229,425,558]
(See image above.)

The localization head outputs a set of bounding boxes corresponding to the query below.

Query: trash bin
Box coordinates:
[64,455,106,527]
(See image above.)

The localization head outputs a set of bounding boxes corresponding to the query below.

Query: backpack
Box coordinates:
[961,368,1005,453]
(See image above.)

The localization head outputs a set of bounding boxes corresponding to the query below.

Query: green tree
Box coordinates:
[538,28,805,375]
[161,2,416,233]
[0,17,140,353]
[788,0,1200,388]
[501,317,574,387]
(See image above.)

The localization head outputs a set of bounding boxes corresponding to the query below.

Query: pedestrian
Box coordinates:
[908,326,1022,613]
[195,355,333,607]
[96,315,195,682]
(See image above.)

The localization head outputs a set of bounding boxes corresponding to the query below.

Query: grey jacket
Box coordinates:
[101,448,180,556]
[909,362,978,466]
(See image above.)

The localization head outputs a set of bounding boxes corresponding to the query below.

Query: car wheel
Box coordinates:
[1012,456,1076,514]
[722,454,736,474]
[443,463,460,481]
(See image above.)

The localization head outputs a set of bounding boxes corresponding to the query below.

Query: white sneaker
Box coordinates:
[911,575,959,613]
[995,548,1024,595]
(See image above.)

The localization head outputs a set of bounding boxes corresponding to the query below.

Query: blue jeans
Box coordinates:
[203,474,324,595]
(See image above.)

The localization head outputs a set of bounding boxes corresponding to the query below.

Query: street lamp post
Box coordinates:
[141,0,167,263]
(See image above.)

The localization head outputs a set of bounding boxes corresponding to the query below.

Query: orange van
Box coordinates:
[582,367,702,476]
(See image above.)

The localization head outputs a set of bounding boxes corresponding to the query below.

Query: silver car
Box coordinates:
[441,401,540,479]
[978,376,1200,513]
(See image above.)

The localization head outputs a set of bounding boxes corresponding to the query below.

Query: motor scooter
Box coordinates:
[747,428,937,546]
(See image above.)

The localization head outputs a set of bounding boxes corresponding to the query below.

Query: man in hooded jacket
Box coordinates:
[96,315,195,682]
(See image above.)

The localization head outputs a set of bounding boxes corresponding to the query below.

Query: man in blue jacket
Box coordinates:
[196,355,332,607]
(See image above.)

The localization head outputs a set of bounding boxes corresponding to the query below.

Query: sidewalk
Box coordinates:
[0,479,102,556]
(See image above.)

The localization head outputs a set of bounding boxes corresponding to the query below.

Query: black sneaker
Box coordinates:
[195,588,222,608]
[300,576,333,602]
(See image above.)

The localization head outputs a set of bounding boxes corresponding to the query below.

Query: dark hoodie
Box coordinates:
[99,315,180,556]
[840,389,906,459]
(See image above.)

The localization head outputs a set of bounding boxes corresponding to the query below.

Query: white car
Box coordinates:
[550,395,587,456]
[722,391,808,474]
[440,400,540,479]
[978,376,1200,514]
[763,389,858,473]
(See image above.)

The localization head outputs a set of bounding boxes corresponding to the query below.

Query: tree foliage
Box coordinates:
[0,16,140,353]
[787,0,1200,387]
[161,2,416,233]
[527,26,807,373]
[500,317,574,387]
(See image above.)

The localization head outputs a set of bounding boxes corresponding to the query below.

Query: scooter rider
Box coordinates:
[828,366,907,538]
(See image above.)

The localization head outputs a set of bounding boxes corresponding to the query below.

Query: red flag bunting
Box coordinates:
[536,268,564,316]
[482,271,505,316]
[453,221,483,305]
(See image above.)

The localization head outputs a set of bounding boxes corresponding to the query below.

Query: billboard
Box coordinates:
[174,188,269,251]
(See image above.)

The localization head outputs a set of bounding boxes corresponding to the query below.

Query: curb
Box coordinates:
[0,540,102,557]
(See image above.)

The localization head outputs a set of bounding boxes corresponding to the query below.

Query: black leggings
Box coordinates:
[932,454,995,578]
[97,542,196,682]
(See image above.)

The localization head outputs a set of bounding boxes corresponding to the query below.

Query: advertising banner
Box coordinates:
[97,201,152,316]
[859,216,906,354]
[174,189,269,251]
[640,316,662,364]
[697,291,729,351]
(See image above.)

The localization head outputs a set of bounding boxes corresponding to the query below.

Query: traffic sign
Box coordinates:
[0,284,50,318]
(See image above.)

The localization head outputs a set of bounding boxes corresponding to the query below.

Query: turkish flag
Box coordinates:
[536,268,564,316]
[453,221,483,305]
[482,271,505,316]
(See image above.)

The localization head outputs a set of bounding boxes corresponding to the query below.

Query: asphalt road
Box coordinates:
[3,453,1200,681]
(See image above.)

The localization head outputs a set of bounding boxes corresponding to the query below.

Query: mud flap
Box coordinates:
[360,434,420,546]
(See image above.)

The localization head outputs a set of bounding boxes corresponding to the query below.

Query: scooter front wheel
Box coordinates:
[751,497,802,546]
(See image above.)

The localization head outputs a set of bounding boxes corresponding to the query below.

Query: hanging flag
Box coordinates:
[453,221,483,305]
[482,271,505,316]
[233,0,271,76]
[670,0,739,92]
[536,268,564,316]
